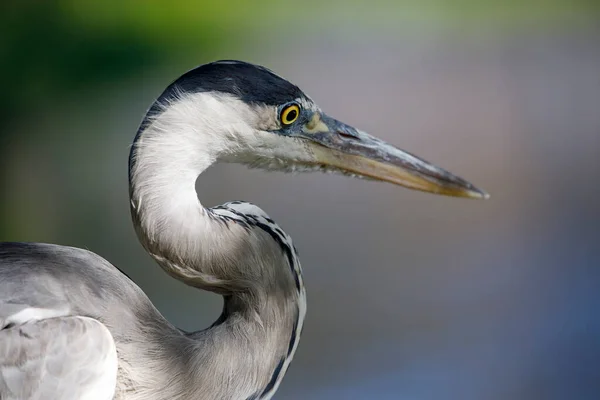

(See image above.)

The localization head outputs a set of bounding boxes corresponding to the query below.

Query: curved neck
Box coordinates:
[129,99,220,278]
[127,93,306,399]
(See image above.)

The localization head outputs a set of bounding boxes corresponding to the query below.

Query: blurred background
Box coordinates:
[1,1,599,399]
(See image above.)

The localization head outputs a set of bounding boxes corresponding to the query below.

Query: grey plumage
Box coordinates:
[0,210,302,400]
[0,60,487,399]
[0,314,117,400]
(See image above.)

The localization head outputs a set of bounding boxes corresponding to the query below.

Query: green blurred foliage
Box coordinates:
[1,1,226,123]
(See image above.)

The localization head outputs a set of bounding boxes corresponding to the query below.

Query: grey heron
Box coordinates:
[0,60,488,399]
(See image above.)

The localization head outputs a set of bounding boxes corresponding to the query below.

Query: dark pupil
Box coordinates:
[285,109,297,122]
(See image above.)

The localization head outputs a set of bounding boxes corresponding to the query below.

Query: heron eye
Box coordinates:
[280,104,300,125]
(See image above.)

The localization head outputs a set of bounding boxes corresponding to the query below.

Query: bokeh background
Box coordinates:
[2,1,600,399]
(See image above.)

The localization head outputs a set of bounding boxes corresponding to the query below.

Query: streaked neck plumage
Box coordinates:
[127,92,306,399]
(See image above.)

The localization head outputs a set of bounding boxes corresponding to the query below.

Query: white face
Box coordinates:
[147,90,487,199]
[211,93,327,173]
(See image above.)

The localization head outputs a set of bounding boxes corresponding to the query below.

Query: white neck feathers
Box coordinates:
[126,91,306,399]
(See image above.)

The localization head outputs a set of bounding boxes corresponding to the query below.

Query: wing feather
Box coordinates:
[0,316,117,400]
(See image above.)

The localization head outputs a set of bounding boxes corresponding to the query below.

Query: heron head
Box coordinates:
[144,60,488,199]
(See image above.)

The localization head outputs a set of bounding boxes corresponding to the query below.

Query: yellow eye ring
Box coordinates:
[280,104,300,125]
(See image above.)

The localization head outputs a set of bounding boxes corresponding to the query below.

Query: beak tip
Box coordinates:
[469,187,490,200]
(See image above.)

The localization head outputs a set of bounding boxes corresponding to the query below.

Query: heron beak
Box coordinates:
[302,113,489,199]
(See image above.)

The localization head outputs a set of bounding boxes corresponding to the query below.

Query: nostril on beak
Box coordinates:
[337,130,355,140]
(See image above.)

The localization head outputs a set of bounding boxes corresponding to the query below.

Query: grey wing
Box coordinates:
[0,316,118,400]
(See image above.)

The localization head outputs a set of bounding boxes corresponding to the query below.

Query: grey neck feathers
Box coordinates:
[127,93,305,399]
